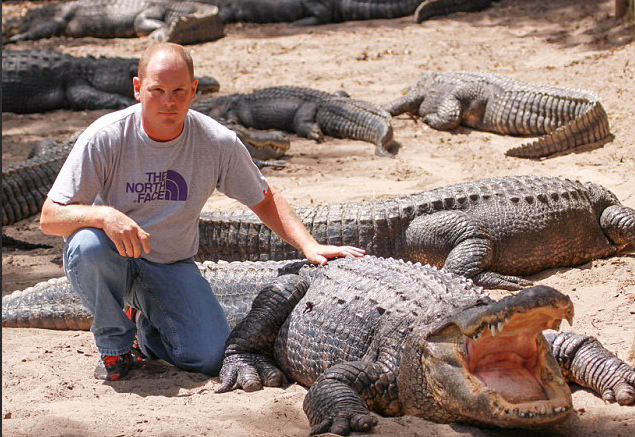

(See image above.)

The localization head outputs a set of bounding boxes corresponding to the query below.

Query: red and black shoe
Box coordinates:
[94,353,134,381]
[125,306,148,367]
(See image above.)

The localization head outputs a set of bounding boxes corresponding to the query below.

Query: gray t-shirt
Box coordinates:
[48,104,268,264]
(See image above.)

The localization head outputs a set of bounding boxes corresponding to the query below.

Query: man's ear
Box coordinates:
[190,78,198,102]
[133,77,141,101]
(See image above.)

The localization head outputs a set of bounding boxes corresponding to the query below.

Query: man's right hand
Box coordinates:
[40,199,151,258]
[101,208,151,258]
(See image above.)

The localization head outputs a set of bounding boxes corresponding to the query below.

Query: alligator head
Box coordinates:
[400,285,574,427]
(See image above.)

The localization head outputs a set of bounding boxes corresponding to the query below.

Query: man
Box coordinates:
[40,43,365,381]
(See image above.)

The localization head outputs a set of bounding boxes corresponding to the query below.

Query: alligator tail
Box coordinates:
[166,4,224,45]
[2,278,93,330]
[415,0,493,23]
[505,102,612,159]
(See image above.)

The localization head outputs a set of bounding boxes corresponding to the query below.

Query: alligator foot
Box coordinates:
[216,353,286,393]
[472,271,533,291]
[546,332,635,405]
[304,376,378,435]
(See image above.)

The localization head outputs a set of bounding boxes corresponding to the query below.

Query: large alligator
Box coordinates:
[3,256,634,434]
[193,86,400,156]
[205,0,495,25]
[2,0,223,45]
[198,175,635,290]
[383,71,612,159]
[2,123,289,227]
[2,49,220,114]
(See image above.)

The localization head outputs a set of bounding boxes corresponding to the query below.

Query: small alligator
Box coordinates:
[193,86,400,156]
[2,0,223,45]
[198,175,635,290]
[383,71,612,158]
[2,50,220,114]
[2,121,289,227]
[207,0,495,25]
[3,256,634,433]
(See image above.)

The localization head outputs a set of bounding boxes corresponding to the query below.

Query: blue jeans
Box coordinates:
[63,227,230,376]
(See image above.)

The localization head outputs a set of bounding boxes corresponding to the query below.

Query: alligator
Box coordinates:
[203,0,495,25]
[192,86,400,156]
[383,71,612,159]
[2,0,224,45]
[2,49,220,114]
[2,122,288,226]
[3,256,634,433]
[197,175,635,290]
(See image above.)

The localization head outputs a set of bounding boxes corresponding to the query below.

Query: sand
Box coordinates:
[2,0,634,436]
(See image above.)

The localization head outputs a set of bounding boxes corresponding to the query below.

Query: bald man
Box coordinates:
[40,43,365,381]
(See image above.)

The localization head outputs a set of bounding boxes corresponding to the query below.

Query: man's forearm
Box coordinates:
[249,189,319,254]
[40,198,106,237]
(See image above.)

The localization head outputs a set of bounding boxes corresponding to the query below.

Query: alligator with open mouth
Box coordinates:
[3,256,633,434]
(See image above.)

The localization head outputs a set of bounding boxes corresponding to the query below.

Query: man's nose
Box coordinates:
[162,92,176,107]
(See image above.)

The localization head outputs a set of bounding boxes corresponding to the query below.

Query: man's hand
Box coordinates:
[101,208,151,258]
[302,243,366,265]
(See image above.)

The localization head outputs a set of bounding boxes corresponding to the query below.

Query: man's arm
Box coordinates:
[248,187,365,265]
[40,197,151,258]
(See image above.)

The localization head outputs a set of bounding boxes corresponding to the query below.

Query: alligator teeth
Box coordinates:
[553,406,565,414]
[566,316,573,327]
[490,323,496,336]
[497,320,504,333]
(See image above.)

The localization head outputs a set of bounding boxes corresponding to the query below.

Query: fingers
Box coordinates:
[138,230,151,255]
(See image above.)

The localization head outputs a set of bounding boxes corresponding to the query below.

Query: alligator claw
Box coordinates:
[310,411,378,436]
[602,373,635,405]
[216,353,285,394]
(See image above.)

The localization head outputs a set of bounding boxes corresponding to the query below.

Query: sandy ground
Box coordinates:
[2,0,635,436]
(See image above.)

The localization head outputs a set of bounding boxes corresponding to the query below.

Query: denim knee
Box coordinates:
[65,227,116,266]
[172,331,229,376]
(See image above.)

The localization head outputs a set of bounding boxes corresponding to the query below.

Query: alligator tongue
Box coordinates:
[476,364,546,403]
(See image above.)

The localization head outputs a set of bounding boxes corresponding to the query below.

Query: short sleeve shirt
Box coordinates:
[48,104,268,263]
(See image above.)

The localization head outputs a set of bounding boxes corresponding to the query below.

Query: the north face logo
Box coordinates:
[126,170,188,203]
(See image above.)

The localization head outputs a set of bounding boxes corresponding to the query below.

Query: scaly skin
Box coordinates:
[2,50,220,114]
[193,86,399,156]
[198,175,635,290]
[2,0,223,45]
[4,256,633,434]
[210,0,491,25]
[383,71,612,158]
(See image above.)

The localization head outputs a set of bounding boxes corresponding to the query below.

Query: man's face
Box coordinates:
[133,52,198,142]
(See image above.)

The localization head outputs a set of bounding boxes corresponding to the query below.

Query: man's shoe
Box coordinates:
[125,306,148,367]
[94,353,134,381]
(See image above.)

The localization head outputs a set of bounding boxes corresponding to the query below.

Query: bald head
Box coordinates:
[138,42,194,82]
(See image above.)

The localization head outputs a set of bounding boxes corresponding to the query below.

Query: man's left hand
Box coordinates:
[303,243,366,265]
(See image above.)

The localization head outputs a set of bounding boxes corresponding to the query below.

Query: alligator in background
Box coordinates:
[3,256,634,433]
[192,86,400,157]
[2,50,220,114]
[2,0,224,45]
[197,175,635,290]
[383,71,613,159]
[201,0,495,25]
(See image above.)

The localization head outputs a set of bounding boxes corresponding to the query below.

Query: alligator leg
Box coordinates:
[134,6,169,37]
[303,321,404,435]
[303,361,381,435]
[216,274,309,393]
[419,93,462,130]
[545,332,635,405]
[600,205,635,248]
[294,103,323,141]
[65,83,136,111]
[405,211,532,290]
